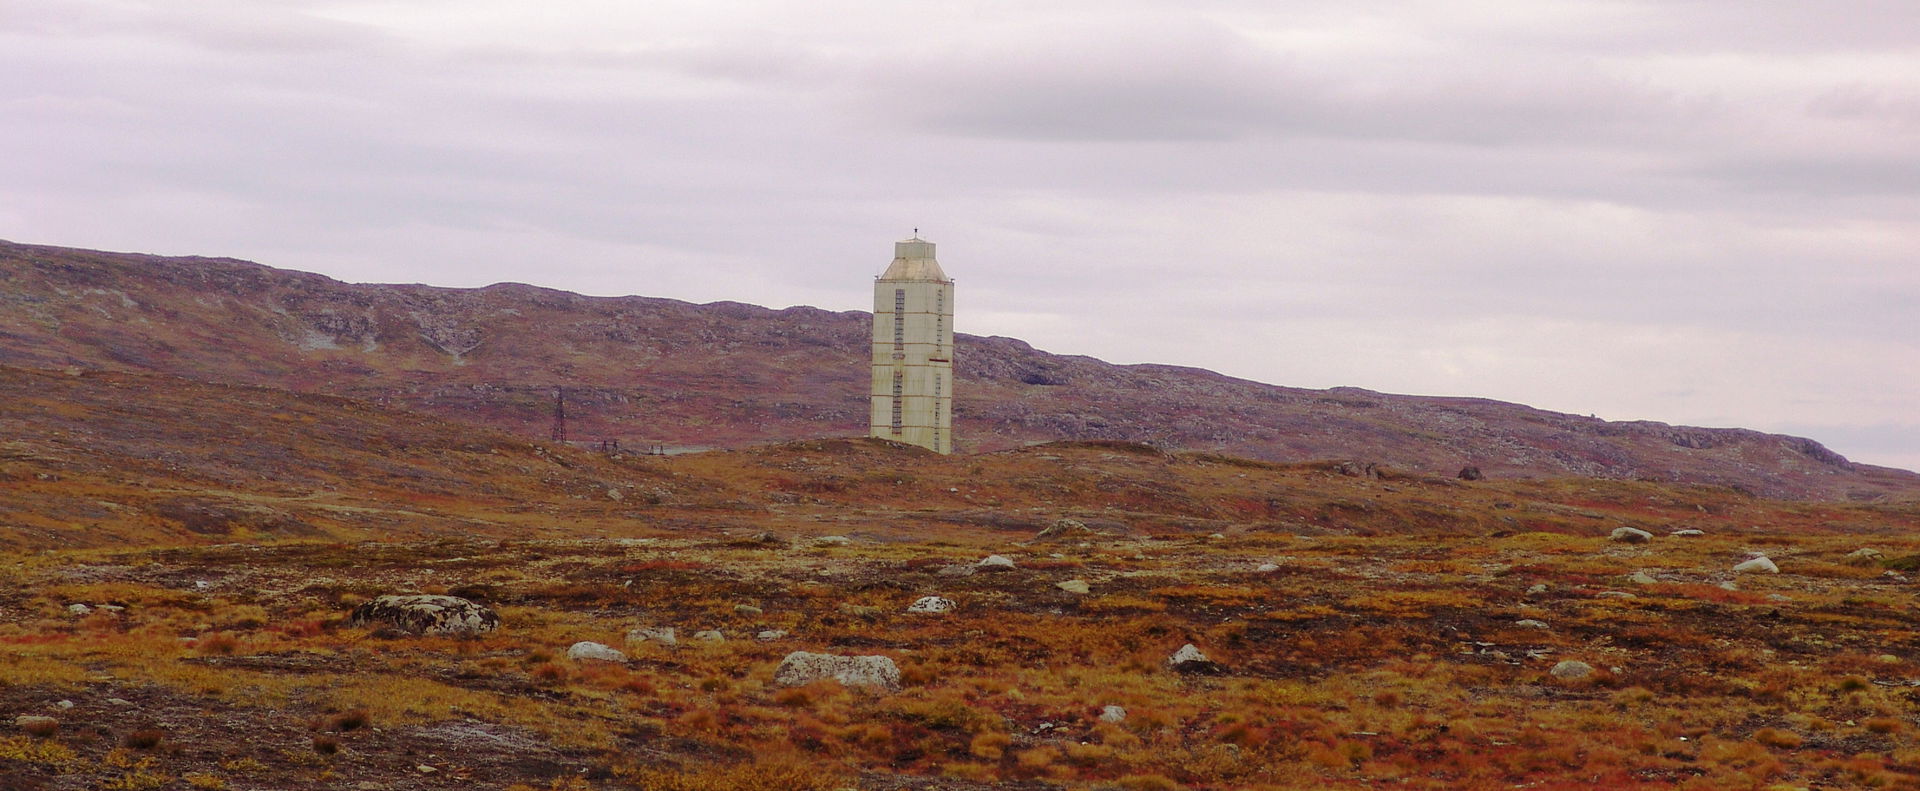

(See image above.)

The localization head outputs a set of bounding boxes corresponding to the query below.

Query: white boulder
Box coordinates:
[625,626,677,647]
[773,651,902,690]
[1733,556,1780,574]
[907,596,955,614]
[566,641,627,662]
[1610,527,1652,544]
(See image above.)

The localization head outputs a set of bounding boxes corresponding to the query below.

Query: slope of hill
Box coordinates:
[3,239,1914,501]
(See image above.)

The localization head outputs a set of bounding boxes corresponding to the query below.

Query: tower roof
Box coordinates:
[879,237,950,282]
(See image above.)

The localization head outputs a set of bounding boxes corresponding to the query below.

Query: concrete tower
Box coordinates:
[870,236,954,453]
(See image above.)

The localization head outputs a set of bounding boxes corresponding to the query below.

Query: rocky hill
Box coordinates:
[3,239,1915,501]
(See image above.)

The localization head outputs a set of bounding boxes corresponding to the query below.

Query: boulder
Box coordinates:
[1457,465,1484,481]
[348,595,498,635]
[1514,619,1550,630]
[1056,580,1091,595]
[1551,660,1595,680]
[755,630,788,641]
[66,603,92,616]
[734,604,764,617]
[936,564,977,577]
[692,630,725,642]
[773,651,902,690]
[625,626,677,647]
[566,641,627,662]
[1626,571,1658,585]
[1168,643,1224,675]
[977,555,1016,572]
[1034,519,1095,541]
[1609,527,1653,544]
[813,536,852,547]
[1670,529,1705,537]
[1846,548,1885,566]
[1733,556,1780,574]
[1255,563,1281,573]
[14,715,58,736]
[1099,705,1128,723]
[907,596,955,614]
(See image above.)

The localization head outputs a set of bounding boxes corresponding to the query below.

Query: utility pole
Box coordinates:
[550,387,568,443]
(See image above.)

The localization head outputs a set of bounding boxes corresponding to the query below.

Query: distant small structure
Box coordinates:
[550,387,568,442]
[869,236,954,454]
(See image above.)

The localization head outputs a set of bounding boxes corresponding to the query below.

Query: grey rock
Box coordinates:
[1255,563,1281,573]
[812,535,852,547]
[692,630,725,642]
[1551,660,1595,680]
[1846,548,1885,565]
[1034,519,1095,541]
[1526,583,1550,595]
[1514,619,1550,630]
[734,604,764,617]
[977,555,1016,571]
[935,564,977,577]
[625,626,677,647]
[1055,580,1091,595]
[566,641,627,662]
[773,651,902,690]
[1626,571,1658,585]
[1595,591,1637,599]
[1733,556,1779,574]
[67,603,91,616]
[348,595,498,635]
[1099,705,1128,723]
[1610,527,1653,544]
[907,596,955,614]
[1168,643,1224,674]
[755,630,788,641]
[1670,529,1705,537]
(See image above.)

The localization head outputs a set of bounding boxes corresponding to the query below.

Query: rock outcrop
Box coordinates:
[348,595,498,635]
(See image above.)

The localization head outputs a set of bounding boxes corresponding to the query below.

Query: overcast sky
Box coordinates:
[4,1,1916,471]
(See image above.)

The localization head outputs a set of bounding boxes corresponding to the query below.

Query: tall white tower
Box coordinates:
[869,236,954,454]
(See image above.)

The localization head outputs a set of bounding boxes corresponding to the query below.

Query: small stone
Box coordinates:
[1876,654,1901,664]
[1596,591,1637,599]
[813,536,852,547]
[734,604,764,617]
[977,555,1016,572]
[106,698,133,706]
[1670,529,1705,537]
[625,627,677,647]
[566,641,627,662]
[1514,619,1550,630]
[1610,527,1653,544]
[1766,594,1791,603]
[1551,660,1595,680]
[1208,533,1226,540]
[935,564,977,577]
[67,603,92,616]
[747,531,782,544]
[907,596,956,614]
[1526,583,1550,595]
[1626,572,1658,585]
[1733,556,1779,574]
[693,630,725,642]
[756,630,788,641]
[53,700,73,710]
[773,651,902,690]
[1168,643,1224,674]
[606,488,623,501]
[1056,580,1091,595]
[1255,563,1281,573]
[1718,580,1739,591]
[1099,705,1128,723]
[416,765,438,774]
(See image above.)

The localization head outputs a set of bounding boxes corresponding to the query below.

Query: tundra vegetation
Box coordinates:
[5,368,1920,789]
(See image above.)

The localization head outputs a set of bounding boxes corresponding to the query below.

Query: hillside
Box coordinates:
[3,239,1915,501]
